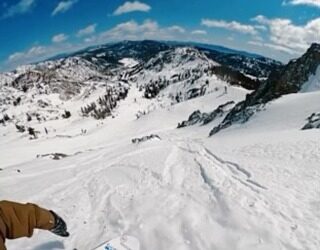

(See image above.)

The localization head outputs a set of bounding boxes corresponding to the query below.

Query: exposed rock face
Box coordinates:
[36,153,69,160]
[246,43,320,104]
[177,101,235,128]
[302,113,320,130]
[253,43,320,103]
[131,134,161,144]
[210,43,320,135]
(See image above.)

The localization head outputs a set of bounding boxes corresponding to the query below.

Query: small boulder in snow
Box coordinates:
[302,113,320,130]
[37,153,69,160]
[131,134,161,144]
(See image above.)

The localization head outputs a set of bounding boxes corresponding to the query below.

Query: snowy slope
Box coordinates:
[0,42,319,250]
[204,91,320,250]
[119,58,139,68]
[1,83,320,250]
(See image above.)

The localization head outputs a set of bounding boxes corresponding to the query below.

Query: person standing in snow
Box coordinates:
[0,200,69,250]
[224,86,228,94]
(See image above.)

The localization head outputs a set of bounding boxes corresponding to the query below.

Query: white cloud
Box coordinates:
[52,33,68,43]
[168,25,186,33]
[113,1,151,16]
[100,19,160,40]
[251,15,269,24]
[2,0,35,18]
[191,30,207,35]
[8,46,50,64]
[283,0,320,8]
[201,18,257,35]
[254,25,267,31]
[52,0,78,16]
[77,24,97,37]
[6,43,81,69]
[84,37,95,43]
[252,15,320,53]
[252,35,264,42]
[248,41,298,55]
[81,19,206,45]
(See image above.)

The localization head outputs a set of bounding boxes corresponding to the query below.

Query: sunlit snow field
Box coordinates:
[1,80,319,250]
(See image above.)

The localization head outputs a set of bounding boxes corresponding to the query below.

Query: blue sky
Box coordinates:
[0,0,319,71]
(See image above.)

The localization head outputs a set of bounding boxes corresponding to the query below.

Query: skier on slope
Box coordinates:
[0,200,69,250]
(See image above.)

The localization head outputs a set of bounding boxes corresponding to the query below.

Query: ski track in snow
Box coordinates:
[1,85,320,250]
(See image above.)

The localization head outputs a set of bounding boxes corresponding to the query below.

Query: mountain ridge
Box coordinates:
[210,43,320,135]
[47,40,280,62]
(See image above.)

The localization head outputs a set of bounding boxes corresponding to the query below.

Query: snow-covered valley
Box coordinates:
[0,41,319,250]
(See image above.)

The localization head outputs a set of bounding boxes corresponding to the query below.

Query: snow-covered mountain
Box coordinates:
[59,40,282,78]
[200,48,282,78]
[0,41,319,250]
[0,41,268,130]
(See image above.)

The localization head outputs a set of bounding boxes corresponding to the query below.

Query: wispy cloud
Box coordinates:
[201,19,257,35]
[191,30,207,35]
[252,15,320,53]
[113,1,151,16]
[283,0,320,8]
[8,45,56,66]
[168,25,186,33]
[6,43,81,69]
[77,24,97,37]
[52,33,68,43]
[100,19,160,40]
[85,19,207,45]
[248,41,298,55]
[52,0,78,16]
[2,0,36,18]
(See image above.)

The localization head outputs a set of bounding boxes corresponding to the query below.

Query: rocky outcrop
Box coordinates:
[302,113,320,130]
[178,101,235,128]
[131,134,161,144]
[210,43,320,135]
[246,43,320,104]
